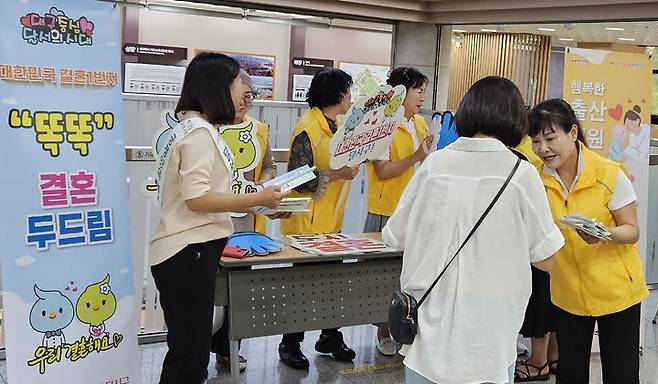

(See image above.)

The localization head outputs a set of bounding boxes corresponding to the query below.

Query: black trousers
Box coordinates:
[151,238,227,384]
[554,303,641,384]
[282,328,340,345]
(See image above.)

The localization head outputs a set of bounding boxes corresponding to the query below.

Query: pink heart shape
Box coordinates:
[79,17,94,36]
[608,104,623,121]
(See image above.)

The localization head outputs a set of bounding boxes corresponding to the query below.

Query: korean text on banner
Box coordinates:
[562,47,652,274]
[0,2,139,383]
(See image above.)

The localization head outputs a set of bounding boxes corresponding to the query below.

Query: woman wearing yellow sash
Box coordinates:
[278,68,360,370]
[364,67,435,356]
[528,98,648,384]
[149,52,286,384]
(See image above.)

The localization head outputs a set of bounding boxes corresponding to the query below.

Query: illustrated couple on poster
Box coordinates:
[607,103,651,183]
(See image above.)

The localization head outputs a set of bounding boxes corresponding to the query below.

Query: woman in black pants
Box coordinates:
[149,52,286,384]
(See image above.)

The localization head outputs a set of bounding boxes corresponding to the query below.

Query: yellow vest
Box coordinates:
[514,136,543,169]
[539,144,648,316]
[366,115,428,217]
[246,116,269,234]
[280,107,350,235]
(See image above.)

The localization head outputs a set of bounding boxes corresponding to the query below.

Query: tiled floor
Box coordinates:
[139,289,658,383]
[4,292,658,383]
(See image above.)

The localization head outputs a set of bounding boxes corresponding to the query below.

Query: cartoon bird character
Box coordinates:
[220,122,259,194]
[29,285,75,348]
[343,108,366,136]
[154,111,179,156]
[384,95,403,117]
[220,122,257,172]
[76,274,117,339]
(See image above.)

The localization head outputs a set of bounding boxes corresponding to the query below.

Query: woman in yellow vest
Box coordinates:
[528,98,648,384]
[278,68,360,370]
[364,67,434,356]
[210,69,277,373]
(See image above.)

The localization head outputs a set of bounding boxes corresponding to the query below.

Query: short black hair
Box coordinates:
[306,68,353,109]
[528,98,586,144]
[387,67,428,90]
[175,52,240,125]
[455,76,527,147]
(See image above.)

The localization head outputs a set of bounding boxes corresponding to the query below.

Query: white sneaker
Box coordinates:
[376,336,396,356]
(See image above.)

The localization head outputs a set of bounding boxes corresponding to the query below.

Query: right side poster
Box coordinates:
[563,47,652,266]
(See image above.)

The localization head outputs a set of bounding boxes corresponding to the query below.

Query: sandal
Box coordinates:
[514,361,549,382]
[548,360,558,375]
[216,354,247,372]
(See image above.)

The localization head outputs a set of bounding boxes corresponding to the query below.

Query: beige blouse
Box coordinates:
[149,111,234,266]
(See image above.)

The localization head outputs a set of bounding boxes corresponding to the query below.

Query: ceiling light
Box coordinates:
[618,37,636,41]
[538,27,555,32]
[481,28,497,33]
[606,27,625,31]
[559,38,575,41]
[452,29,466,33]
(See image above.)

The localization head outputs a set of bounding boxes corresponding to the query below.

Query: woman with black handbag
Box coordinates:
[383,76,564,384]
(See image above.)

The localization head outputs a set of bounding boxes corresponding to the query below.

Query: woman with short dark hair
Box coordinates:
[383,76,564,383]
[149,52,286,384]
[278,67,361,370]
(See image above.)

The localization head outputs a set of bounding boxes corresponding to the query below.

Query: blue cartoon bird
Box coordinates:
[29,285,75,348]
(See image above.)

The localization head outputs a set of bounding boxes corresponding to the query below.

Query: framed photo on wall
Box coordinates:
[194,49,276,100]
[338,61,390,99]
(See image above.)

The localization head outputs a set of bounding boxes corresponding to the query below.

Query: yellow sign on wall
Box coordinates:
[563,47,652,267]
[563,48,652,162]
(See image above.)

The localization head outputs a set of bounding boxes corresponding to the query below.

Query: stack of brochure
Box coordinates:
[254,165,316,214]
[559,214,612,241]
[255,197,311,215]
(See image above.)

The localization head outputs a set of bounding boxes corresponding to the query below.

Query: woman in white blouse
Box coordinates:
[382,76,564,384]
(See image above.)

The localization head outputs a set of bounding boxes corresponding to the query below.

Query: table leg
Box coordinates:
[230,339,240,383]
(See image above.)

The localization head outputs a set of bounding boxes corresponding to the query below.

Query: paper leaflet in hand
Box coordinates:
[254,197,311,215]
[225,232,284,257]
[558,214,613,241]
[262,165,317,192]
[329,84,407,168]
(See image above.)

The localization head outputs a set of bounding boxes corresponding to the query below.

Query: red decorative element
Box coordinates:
[608,104,623,121]
[20,15,31,27]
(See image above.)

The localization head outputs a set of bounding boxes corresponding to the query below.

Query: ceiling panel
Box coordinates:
[188,0,658,23]
[450,21,658,47]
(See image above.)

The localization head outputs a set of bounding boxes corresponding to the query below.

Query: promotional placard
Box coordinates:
[0,1,139,383]
[329,84,406,168]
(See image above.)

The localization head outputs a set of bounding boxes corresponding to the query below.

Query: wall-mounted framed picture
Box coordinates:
[195,49,275,100]
[338,61,390,99]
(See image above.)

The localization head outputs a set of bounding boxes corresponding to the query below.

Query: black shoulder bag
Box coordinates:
[388,157,521,345]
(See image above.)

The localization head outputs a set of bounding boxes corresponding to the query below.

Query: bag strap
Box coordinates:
[416,157,522,308]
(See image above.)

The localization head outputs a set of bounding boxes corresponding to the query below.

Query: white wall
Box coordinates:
[137,9,291,100]
[303,26,392,66]
[136,9,393,100]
